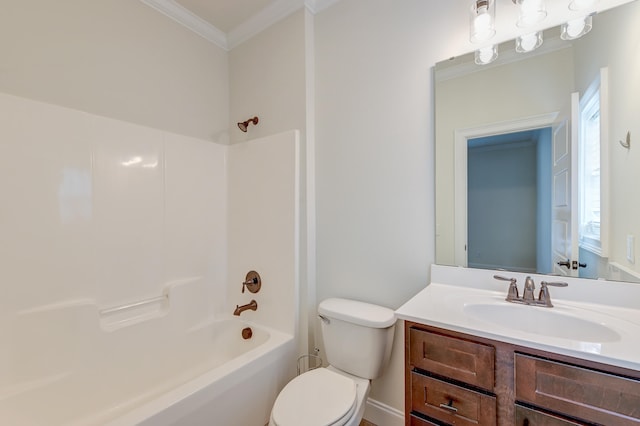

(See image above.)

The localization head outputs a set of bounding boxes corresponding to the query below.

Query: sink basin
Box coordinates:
[396,274,640,371]
[463,303,621,343]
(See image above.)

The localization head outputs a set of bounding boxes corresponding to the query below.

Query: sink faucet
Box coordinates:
[493,275,568,308]
[522,276,536,302]
[234,299,258,316]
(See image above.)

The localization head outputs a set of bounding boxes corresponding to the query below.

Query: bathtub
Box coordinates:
[110,319,295,426]
[1,287,296,426]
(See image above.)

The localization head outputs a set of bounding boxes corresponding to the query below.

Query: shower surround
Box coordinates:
[0,92,300,424]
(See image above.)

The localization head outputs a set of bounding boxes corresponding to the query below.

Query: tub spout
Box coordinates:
[234,300,258,316]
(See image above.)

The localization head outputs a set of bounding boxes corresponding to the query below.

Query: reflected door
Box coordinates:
[551,93,580,277]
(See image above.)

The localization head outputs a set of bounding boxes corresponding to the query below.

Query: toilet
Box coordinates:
[270,298,396,426]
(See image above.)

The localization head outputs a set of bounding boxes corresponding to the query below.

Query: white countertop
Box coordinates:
[395,265,640,371]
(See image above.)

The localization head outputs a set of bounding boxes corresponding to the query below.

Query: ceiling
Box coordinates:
[140,0,340,51]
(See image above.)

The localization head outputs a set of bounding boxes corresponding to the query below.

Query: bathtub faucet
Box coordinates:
[233,299,258,316]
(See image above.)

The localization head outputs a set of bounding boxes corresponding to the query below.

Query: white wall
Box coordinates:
[572,1,640,277]
[0,0,233,332]
[314,0,463,416]
[229,10,307,145]
[229,9,313,354]
[0,0,229,142]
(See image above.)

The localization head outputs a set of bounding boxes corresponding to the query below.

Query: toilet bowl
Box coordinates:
[269,366,369,426]
[269,298,396,426]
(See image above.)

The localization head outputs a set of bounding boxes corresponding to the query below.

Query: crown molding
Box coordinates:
[227,0,344,49]
[140,0,344,51]
[140,0,228,49]
[227,0,305,49]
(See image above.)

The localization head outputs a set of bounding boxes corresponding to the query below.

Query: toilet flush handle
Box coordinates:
[318,314,330,324]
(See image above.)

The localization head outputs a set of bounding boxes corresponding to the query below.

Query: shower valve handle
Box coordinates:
[241,271,262,294]
[242,278,257,293]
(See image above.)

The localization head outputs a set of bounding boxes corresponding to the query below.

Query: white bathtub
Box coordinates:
[110,319,295,426]
[1,293,296,426]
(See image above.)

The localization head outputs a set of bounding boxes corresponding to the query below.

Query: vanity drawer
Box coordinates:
[515,404,587,425]
[515,354,640,425]
[411,371,497,426]
[409,414,440,426]
[410,327,495,391]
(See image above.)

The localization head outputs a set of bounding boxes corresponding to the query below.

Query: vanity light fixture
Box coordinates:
[475,44,499,65]
[561,15,593,40]
[516,31,543,52]
[470,0,496,44]
[468,0,596,66]
[513,0,547,28]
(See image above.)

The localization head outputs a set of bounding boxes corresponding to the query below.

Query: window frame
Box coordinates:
[578,68,609,257]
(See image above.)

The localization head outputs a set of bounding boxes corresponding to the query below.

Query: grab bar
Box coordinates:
[99,294,168,316]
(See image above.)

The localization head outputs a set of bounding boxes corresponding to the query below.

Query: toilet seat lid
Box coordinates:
[272,368,357,426]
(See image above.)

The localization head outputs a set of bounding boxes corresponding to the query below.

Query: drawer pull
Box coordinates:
[439,399,458,414]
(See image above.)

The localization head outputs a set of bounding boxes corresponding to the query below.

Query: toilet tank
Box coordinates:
[318,298,396,380]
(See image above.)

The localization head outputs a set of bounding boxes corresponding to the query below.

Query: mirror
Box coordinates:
[435,0,640,283]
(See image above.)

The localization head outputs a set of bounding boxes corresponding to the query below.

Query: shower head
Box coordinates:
[237,116,259,132]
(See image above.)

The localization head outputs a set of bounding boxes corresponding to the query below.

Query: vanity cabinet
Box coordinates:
[405,321,640,426]
[407,326,497,425]
[515,354,640,425]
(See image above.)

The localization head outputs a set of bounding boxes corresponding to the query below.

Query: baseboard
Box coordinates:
[363,397,404,426]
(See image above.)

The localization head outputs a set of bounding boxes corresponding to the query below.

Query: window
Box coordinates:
[578,69,608,256]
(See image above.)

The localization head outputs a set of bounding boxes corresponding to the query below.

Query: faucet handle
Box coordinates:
[541,281,569,287]
[494,275,519,301]
[538,281,568,307]
[493,274,516,283]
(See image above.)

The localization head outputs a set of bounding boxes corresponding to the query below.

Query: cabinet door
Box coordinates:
[515,354,640,425]
[410,327,495,391]
[516,404,586,425]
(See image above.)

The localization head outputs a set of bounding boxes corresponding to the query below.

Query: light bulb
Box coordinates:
[474,12,490,34]
[521,34,536,52]
[516,0,547,28]
[516,32,543,52]
[475,45,498,65]
[567,19,586,37]
[473,13,494,42]
[569,0,597,11]
[561,15,592,40]
[470,0,496,43]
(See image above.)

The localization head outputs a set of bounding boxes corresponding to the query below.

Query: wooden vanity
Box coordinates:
[405,321,640,426]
